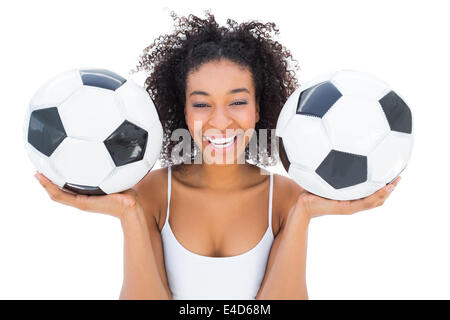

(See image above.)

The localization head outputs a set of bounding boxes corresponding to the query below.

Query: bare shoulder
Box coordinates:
[272,173,305,234]
[132,166,169,226]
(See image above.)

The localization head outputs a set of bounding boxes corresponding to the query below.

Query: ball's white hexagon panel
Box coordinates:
[289,164,385,200]
[276,87,301,137]
[331,70,391,100]
[29,69,83,111]
[144,120,163,168]
[281,114,331,170]
[58,86,124,141]
[323,96,390,155]
[368,131,413,184]
[99,160,151,194]
[50,137,114,187]
[115,80,160,132]
[25,143,66,188]
[335,180,386,200]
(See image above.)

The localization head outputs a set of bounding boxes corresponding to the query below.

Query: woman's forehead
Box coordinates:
[186,59,254,95]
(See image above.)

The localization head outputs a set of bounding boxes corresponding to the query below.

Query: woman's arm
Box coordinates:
[119,206,172,300]
[34,170,172,300]
[255,199,310,300]
[256,175,402,300]
[120,169,172,300]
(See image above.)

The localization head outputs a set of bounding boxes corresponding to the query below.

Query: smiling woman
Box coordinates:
[185,59,260,165]
[127,11,310,300]
[33,10,401,301]
[135,10,299,169]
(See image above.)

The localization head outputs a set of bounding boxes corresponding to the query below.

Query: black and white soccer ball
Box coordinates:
[276,70,413,200]
[24,69,163,195]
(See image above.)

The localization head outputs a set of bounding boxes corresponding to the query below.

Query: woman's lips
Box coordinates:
[204,135,238,151]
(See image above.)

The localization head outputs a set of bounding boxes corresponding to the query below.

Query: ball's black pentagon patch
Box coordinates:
[63,183,106,195]
[104,120,148,167]
[316,150,367,189]
[79,69,126,91]
[28,107,67,157]
[297,81,342,118]
[379,91,412,134]
[278,136,291,172]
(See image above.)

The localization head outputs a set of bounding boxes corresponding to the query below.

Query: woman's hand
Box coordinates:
[294,176,402,220]
[34,171,143,220]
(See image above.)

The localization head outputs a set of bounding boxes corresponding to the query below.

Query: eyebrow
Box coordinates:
[189,88,250,97]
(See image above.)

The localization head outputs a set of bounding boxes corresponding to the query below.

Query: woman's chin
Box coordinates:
[201,150,246,165]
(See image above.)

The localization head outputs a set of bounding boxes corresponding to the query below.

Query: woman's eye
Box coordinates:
[193,103,208,108]
[231,101,248,106]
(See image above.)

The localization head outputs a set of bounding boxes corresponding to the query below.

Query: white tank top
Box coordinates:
[161,166,275,300]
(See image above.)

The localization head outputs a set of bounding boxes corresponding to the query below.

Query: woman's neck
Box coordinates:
[178,162,260,191]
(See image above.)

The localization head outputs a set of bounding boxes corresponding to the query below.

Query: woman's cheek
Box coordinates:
[226,109,254,149]
[236,108,257,136]
[230,103,254,120]
[185,110,206,146]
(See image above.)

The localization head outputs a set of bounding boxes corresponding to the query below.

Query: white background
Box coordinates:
[0,0,449,299]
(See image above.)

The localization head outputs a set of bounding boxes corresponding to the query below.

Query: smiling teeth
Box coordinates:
[207,135,236,147]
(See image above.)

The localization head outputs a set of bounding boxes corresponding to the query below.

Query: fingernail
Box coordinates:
[387,185,395,192]
[34,173,41,181]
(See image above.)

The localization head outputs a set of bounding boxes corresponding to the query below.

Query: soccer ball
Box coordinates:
[24,69,163,195]
[276,70,413,200]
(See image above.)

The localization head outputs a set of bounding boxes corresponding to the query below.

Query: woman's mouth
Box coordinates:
[204,135,238,150]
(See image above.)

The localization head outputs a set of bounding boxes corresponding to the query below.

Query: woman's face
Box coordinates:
[184,59,259,165]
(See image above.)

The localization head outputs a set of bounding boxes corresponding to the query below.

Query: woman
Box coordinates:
[34,12,401,300]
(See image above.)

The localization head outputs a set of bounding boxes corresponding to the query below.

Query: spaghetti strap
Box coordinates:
[268,172,273,232]
[165,165,172,227]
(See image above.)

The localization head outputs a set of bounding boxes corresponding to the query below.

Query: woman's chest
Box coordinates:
[159,181,278,258]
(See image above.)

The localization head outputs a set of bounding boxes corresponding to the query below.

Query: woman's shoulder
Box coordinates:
[132,165,170,223]
[273,171,304,195]
[272,171,305,233]
[133,165,169,193]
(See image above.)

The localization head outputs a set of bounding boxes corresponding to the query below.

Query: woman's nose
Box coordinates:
[208,106,232,129]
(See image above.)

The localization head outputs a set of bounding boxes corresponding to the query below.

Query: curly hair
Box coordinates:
[133,10,299,171]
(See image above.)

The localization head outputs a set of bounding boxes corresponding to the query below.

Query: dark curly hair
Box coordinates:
[133,10,299,171]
